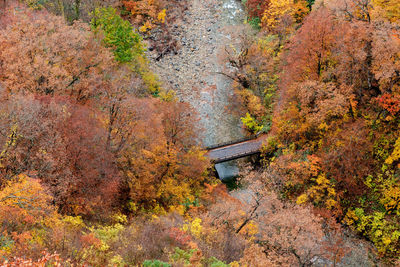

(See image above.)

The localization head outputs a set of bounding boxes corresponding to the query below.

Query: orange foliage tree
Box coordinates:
[0,174,61,259]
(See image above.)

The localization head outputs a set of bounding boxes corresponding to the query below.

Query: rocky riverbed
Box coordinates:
[146,0,246,147]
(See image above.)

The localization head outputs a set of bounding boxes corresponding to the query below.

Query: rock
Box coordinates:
[146,0,246,147]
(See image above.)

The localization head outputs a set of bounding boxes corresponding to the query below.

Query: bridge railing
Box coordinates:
[210,148,261,164]
[205,135,257,150]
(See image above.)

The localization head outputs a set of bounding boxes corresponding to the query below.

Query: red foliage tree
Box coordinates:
[377,93,400,116]
[283,7,336,84]
[0,95,119,216]
[246,0,270,19]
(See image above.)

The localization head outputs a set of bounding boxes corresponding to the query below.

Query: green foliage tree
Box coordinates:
[143,260,171,267]
[91,7,145,63]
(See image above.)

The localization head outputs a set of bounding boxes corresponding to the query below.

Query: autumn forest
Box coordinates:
[0,0,399,265]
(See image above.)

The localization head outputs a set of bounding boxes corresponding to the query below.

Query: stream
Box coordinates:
[147,0,246,180]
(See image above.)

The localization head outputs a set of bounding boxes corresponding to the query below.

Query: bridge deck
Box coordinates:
[206,135,267,163]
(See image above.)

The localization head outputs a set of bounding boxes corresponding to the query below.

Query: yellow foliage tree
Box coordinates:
[261,0,309,32]
[157,9,166,24]
[385,136,400,167]
[372,0,400,22]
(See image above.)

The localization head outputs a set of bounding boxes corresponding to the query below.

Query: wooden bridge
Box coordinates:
[205,135,267,163]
